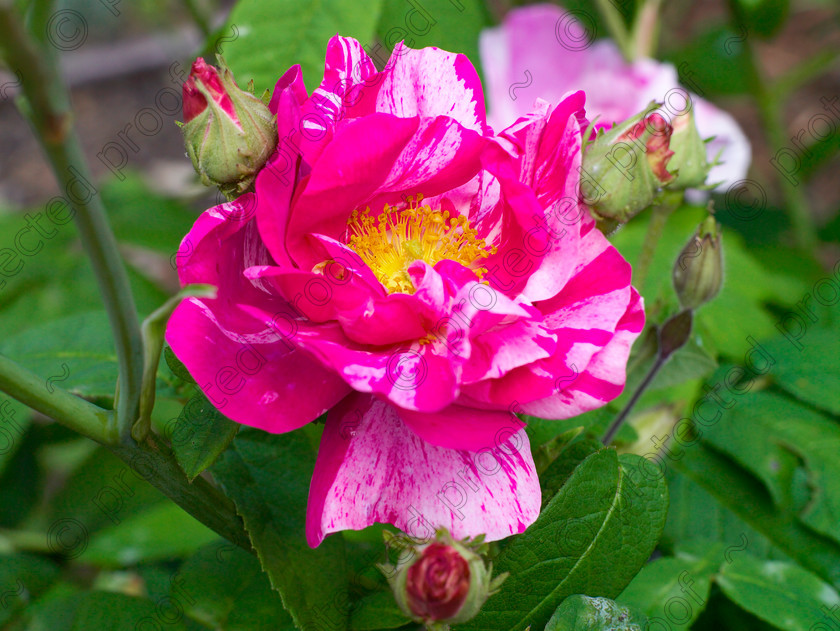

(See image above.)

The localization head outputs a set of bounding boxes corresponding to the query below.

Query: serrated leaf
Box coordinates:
[702,390,840,546]
[545,594,647,630]
[222,0,385,93]
[457,450,668,631]
[761,318,840,416]
[673,441,840,590]
[717,555,840,631]
[349,590,411,630]
[175,541,295,630]
[211,429,349,631]
[172,392,239,481]
[662,469,781,560]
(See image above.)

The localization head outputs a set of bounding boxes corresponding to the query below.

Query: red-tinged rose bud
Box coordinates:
[182,58,236,123]
[179,56,276,198]
[380,529,507,628]
[581,102,676,224]
[406,543,471,621]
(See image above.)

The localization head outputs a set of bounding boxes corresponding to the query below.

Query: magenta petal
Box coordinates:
[522,288,645,418]
[306,394,540,547]
[396,404,525,452]
[166,298,351,433]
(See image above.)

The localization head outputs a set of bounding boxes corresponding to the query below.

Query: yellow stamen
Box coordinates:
[342,195,497,294]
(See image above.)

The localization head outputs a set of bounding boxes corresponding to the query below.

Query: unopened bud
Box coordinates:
[381,529,506,627]
[666,104,716,190]
[673,216,723,310]
[581,102,674,223]
[180,56,276,198]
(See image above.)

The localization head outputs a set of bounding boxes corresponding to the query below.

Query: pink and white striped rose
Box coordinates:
[166,35,644,547]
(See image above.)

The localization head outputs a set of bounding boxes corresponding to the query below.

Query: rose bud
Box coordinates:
[382,529,506,627]
[180,56,276,198]
[673,215,723,310]
[581,102,675,224]
[666,103,719,190]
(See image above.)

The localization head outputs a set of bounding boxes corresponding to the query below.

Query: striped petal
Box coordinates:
[306,393,540,547]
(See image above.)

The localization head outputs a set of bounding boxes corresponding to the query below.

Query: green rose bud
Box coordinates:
[673,216,724,310]
[665,104,718,190]
[581,102,675,224]
[180,56,276,198]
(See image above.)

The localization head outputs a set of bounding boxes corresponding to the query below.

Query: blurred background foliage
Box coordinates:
[0,0,839,629]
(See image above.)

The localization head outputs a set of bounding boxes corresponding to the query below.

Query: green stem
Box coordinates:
[594,0,634,61]
[135,285,215,442]
[771,50,840,100]
[0,353,113,444]
[634,193,680,290]
[739,20,818,252]
[108,435,253,554]
[630,0,663,59]
[182,0,213,40]
[602,355,665,445]
[0,353,253,554]
[0,7,144,444]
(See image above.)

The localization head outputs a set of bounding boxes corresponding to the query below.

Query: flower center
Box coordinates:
[345,195,497,294]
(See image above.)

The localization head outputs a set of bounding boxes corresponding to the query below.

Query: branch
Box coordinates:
[0,6,144,443]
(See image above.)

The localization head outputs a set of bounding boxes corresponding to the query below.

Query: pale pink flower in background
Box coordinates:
[480,3,751,190]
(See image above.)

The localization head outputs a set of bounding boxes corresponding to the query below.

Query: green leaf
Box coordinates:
[0,311,117,400]
[458,450,668,631]
[618,542,723,630]
[544,595,647,631]
[175,541,295,630]
[47,447,165,535]
[672,441,840,590]
[717,555,840,631]
[761,319,840,416]
[79,501,219,566]
[349,590,411,630]
[538,434,603,508]
[211,428,350,631]
[377,0,490,74]
[662,469,781,559]
[731,0,790,38]
[222,0,385,93]
[0,554,59,626]
[25,591,185,631]
[701,390,840,546]
[101,173,199,254]
[664,27,752,96]
[171,392,239,481]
